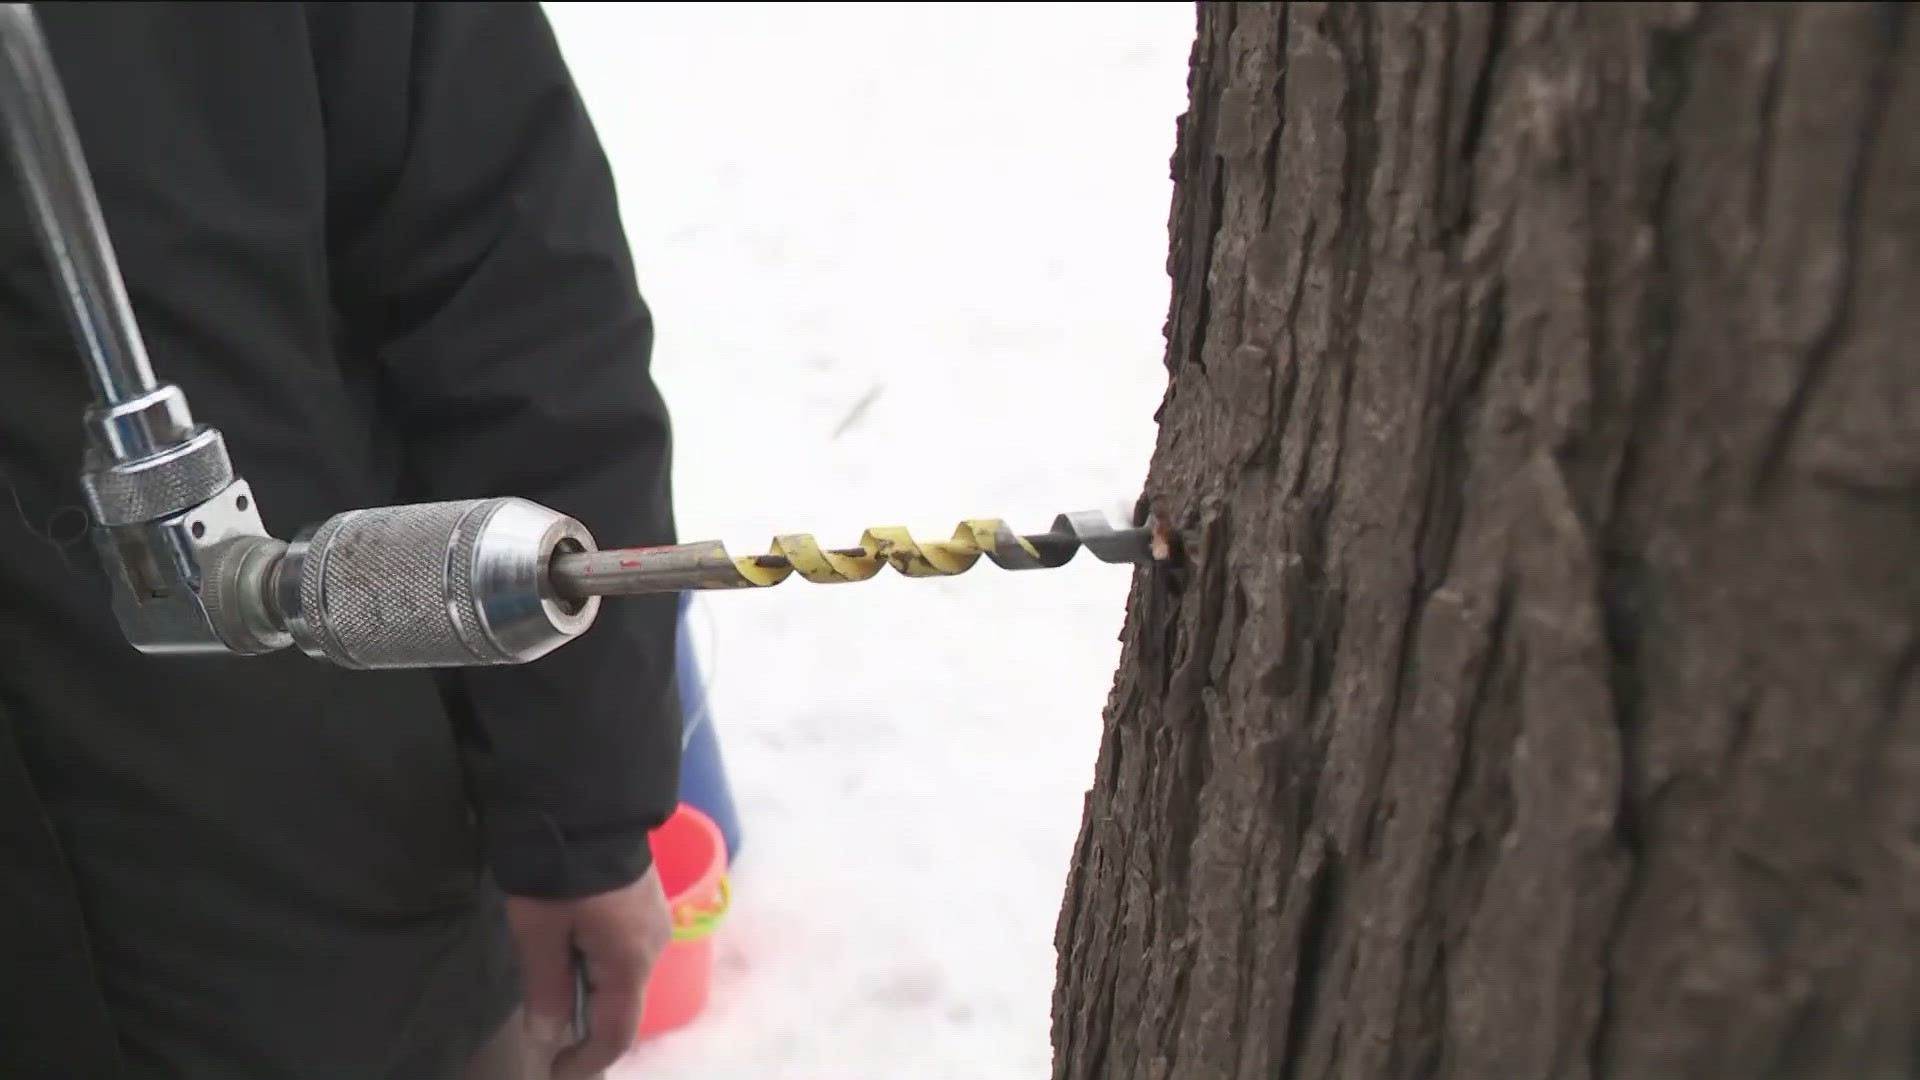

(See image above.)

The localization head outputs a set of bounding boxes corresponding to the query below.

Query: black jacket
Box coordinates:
[0,4,681,1077]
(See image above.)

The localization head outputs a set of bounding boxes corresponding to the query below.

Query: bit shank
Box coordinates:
[549,510,1156,600]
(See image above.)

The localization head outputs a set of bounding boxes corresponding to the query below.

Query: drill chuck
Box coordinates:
[205,498,601,669]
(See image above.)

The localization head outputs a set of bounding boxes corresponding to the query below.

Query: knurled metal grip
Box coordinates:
[80,425,235,526]
[276,497,600,670]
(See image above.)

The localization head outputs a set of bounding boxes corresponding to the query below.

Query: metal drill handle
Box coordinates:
[0,3,282,660]
[0,7,609,671]
[0,3,221,474]
[0,3,155,413]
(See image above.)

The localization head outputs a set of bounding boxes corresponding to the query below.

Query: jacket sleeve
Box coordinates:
[314,2,682,900]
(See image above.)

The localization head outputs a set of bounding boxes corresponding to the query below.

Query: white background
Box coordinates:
[544,5,1195,1076]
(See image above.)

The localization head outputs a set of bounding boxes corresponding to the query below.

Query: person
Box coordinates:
[0,4,682,1078]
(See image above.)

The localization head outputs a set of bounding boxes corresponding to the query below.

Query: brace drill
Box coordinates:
[0,6,1159,672]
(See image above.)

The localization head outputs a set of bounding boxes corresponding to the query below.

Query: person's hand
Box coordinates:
[506,866,673,1079]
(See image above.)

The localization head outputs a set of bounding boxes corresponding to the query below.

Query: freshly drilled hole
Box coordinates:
[190,521,206,539]
[236,494,250,512]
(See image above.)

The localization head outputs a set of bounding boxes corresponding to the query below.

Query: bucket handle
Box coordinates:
[670,873,731,943]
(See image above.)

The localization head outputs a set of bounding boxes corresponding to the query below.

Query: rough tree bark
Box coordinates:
[1051,3,1916,1078]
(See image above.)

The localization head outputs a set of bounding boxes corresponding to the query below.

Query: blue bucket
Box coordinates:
[675,593,743,860]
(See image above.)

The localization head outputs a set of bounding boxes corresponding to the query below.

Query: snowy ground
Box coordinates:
[544,5,1196,1076]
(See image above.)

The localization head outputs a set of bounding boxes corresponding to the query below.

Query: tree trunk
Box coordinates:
[1051,3,1917,1078]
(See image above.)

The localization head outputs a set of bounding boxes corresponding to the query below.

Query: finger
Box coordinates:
[504,900,581,1052]
[551,937,648,1080]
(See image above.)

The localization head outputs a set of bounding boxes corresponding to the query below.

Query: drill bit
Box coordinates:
[549,509,1159,600]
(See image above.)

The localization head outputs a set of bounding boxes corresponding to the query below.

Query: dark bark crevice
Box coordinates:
[1587,9,1703,1075]
[1748,8,1788,238]
[1258,3,1292,229]
[1278,844,1343,1080]
[1451,3,1508,239]
[1752,2,1905,498]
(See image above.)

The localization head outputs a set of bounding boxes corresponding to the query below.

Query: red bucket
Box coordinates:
[638,803,731,1037]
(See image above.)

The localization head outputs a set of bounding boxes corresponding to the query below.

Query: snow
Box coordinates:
[542,4,1196,1076]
